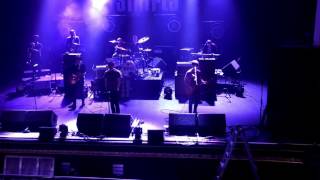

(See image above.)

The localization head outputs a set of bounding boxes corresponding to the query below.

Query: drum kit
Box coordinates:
[107,36,152,72]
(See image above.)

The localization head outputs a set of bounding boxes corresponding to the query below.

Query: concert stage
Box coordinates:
[1,0,319,178]
[0,77,267,134]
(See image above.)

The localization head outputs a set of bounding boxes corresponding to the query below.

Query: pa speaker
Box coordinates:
[77,113,104,136]
[198,114,226,137]
[103,114,132,137]
[25,110,57,132]
[0,110,28,132]
[168,113,196,136]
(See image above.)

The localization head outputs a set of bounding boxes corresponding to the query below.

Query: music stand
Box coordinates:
[221,58,243,98]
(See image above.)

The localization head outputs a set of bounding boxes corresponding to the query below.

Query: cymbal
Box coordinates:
[142,48,152,52]
[191,52,221,56]
[119,54,130,58]
[138,36,150,44]
[115,46,128,51]
[180,48,194,51]
[109,39,126,44]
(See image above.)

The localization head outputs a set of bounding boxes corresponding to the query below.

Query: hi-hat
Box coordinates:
[138,36,150,44]
[109,39,126,44]
[142,48,152,52]
[115,46,128,51]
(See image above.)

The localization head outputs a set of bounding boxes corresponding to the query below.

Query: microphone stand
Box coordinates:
[31,64,38,110]
[194,67,199,144]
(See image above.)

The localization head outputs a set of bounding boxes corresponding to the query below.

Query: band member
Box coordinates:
[130,35,141,57]
[184,60,206,113]
[27,34,42,66]
[201,39,218,55]
[66,29,80,53]
[200,39,218,105]
[68,57,86,111]
[121,59,136,99]
[105,61,122,113]
[112,37,127,58]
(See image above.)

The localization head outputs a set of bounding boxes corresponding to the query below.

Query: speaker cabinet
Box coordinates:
[0,110,57,132]
[26,110,57,132]
[148,130,164,145]
[169,113,226,137]
[38,127,57,141]
[77,113,104,136]
[103,114,132,137]
[198,114,226,137]
[168,113,197,136]
[0,110,28,132]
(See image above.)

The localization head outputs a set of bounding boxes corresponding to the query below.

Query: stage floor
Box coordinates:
[0,76,267,136]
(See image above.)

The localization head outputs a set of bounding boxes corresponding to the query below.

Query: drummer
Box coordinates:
[112,37,128,58]
[130,35,141,58]
[111,37,131,67]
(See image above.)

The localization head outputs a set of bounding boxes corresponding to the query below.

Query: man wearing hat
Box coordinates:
[184,60,205,113]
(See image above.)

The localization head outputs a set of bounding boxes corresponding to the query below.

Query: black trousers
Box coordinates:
[188,87,201,113]
[107,90,120,113]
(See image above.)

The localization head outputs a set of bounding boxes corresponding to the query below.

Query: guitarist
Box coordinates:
[184,60,206,113]
[68,57,86,110]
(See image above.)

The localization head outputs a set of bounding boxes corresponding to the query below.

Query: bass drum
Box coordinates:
[105,57,121,68]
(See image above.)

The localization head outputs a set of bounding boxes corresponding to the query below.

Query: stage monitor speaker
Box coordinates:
[103,114,132,137]
[176,61,192,76]
[25,110,57,132]
[198,114,226,137]
[168,113,196,136]
[0,110,28,132]
[148,130,164,145]
[38,127,57,141]
[77,113,104,136]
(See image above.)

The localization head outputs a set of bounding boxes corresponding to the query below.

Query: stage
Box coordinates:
[0,76,267,135]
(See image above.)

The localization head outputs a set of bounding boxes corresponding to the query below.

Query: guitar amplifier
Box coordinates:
[175,61,192,76]
[63,53,82,70]
[198,59,216,80]
[93,65,107,79]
